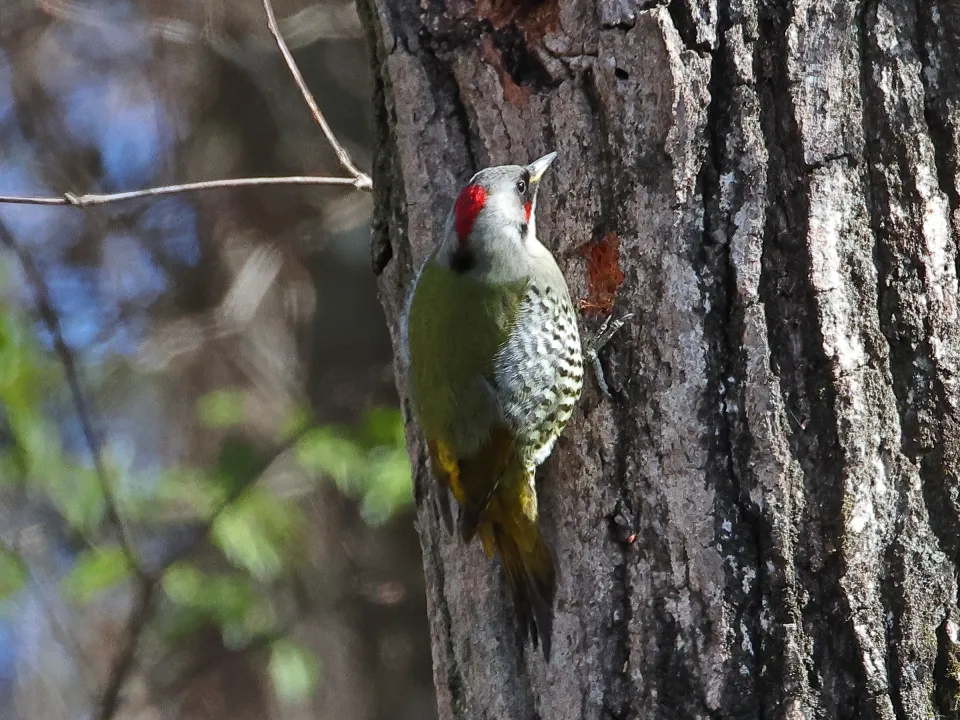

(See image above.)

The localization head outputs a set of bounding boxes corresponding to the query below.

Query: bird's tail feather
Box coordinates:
[434,434,557,657]
[480,517,556,659]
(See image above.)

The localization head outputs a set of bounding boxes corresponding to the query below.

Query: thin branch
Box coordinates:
[0,6,371,716]
[0,222,144,576]
[89,428,308,720]
[260,0,373,190]
[0,0,374,209]
[96,575,157,720]
[0,175,366,207]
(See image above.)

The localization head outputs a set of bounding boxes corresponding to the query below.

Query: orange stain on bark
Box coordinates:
[477,0,559,42]
[579,232,624,316]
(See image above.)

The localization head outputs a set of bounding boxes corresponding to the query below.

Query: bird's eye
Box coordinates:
[516,179,527,195]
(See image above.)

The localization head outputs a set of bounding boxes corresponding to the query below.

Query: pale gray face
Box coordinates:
[441,152,558,280]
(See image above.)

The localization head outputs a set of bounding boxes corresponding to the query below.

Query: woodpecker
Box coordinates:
[403,152,583,658]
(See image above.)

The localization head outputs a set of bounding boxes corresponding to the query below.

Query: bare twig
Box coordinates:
[0,225,150,720]
[0,0,373,210]
[0,5,371,717]
[96,575,157,720]
[0,223,143,576]
[0,175,366,207]
[260,0,372,189]
[92,429,309,720]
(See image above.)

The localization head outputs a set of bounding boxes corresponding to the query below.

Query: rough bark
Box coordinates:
[358,0,960,716]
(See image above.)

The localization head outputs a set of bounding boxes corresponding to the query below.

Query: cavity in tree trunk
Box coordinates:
[357,0,960,716]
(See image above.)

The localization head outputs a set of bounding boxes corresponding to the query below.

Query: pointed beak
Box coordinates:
[527,151,558,185]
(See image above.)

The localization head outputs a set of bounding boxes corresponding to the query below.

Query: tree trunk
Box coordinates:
[358,0,960,715]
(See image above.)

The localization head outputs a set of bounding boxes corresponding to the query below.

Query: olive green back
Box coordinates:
[406,261,527,443]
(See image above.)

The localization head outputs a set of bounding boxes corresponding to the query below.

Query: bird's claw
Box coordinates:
[596,313,632,349]
[586,312,633,397]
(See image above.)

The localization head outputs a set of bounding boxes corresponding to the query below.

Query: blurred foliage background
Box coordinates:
[0,1,436,718]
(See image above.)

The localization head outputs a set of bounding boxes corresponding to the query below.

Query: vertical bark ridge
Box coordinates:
[562,65,639,719]
[753,1,913,716]
[717,2,818,718]
[591,11,728,717]
[860,0,960,568]
[755,3,852,717]
[699,0,766,717]
[915,2,960,248]
[857,2,959,714]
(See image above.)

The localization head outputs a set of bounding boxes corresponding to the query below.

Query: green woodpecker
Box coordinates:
[403,152,583,658]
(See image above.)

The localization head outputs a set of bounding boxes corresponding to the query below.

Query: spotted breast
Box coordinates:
[493,281,583,466]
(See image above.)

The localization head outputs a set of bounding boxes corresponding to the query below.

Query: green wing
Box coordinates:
[406,261,527,442]
[407,261,528,528]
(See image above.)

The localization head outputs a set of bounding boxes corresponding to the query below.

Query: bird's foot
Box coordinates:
[585,312,633,397]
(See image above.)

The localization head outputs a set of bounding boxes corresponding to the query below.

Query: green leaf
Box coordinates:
[62,548,131,603]
[268,639,321,705]
[0,311,44,402]
[221,595,278,649]
[162,562,206,605]
[296,410,414,524]
[212,490,299,581]
[360,447,413,525]
[162,563,265,644]
[7,405,61,481]
[296,427,364,488]
[43,463,105,532]
[280,406,313,442]
[216,438,267,495]
[152,467,225,518]
[0,454,25,488]
[163,563,257,624]
[197,390,248,428]
[0,551,27,601]
[361,407,406,447]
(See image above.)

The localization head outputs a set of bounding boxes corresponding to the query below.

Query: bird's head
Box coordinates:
[439,152,558,278]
